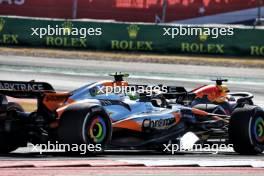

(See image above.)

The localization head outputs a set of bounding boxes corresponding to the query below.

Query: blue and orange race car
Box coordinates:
[0,74,263,155]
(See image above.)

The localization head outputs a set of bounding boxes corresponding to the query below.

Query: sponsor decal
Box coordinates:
[127,24,139,39]
[46,36,87,48]
[199,32,209,42]
[0,82,44,91]
[251,45,264,56]
[181,32,225,54]
[142,117,175,130]
[61,21,74,35]
[181,43,224,54]
[0,34,18,44]
[0,18,19,44]
[111,24,153,51]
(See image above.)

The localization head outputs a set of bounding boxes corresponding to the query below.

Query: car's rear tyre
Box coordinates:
[0,102,25,154]
[58,104,112,155]
[229,105,264,155]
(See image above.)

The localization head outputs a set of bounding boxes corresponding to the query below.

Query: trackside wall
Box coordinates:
[0,16,263,57]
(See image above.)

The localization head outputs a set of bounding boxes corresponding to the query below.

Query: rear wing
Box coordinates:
[0,80,55,99]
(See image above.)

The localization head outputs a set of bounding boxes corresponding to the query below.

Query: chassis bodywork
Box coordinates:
[0,77,263,154]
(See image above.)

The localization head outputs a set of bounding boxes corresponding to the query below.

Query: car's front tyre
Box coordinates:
[229,105,264,155]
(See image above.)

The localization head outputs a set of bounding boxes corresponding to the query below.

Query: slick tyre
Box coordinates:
[58,104,112,155]
[229,105,264,155]
[0,102,25,154]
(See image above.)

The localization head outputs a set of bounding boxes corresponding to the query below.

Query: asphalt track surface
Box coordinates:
[0,54,264,175]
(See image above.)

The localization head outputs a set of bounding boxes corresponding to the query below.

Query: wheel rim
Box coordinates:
[253,116,264,143]
[89,116,107,143]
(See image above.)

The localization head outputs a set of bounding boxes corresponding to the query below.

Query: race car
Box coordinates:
[159,78,255,116]
[0,74,263,155]
[191,79,255,114]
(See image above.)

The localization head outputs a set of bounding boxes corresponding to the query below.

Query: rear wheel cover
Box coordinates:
[251,116,264,144]
[88,116,107,143]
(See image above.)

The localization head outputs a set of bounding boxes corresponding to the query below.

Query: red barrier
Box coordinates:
[0,0,260,23]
